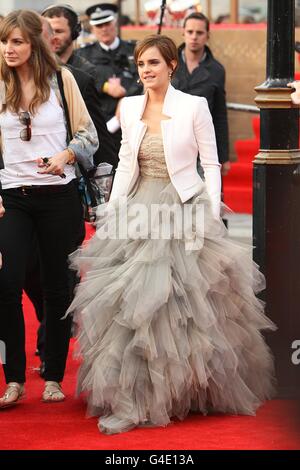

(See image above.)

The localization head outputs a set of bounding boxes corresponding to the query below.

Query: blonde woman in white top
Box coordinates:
[0,10,98,407]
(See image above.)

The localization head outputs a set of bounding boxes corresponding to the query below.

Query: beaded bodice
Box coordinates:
[138,133,169,179]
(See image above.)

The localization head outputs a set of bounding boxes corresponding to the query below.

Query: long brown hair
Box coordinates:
[0,9,59,114]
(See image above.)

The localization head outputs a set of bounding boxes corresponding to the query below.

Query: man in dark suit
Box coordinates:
[172,12,230,176]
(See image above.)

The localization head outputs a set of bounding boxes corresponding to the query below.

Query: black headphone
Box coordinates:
[41,4,82,41]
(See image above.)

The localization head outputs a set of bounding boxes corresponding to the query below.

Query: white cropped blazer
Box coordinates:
[110,84,221,217]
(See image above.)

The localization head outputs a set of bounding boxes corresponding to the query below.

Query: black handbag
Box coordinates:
[56,70,114,222]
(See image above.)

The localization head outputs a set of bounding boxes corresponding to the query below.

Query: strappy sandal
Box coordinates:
[42,381,65,403]
[0,382,25,409]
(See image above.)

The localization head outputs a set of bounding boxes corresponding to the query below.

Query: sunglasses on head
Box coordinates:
[19,111,31,141]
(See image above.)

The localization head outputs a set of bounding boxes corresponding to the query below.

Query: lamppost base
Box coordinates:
[253,162,300,398]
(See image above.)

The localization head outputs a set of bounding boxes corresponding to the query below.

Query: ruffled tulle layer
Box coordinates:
[68,177,276,435]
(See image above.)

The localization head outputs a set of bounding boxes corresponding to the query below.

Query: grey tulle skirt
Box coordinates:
[67,176,276,435]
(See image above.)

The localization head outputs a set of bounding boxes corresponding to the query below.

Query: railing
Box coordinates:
[227,102,260,113]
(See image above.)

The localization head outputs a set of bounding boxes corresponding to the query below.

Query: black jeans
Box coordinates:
[0,181,83,383]
[24,219,86,362]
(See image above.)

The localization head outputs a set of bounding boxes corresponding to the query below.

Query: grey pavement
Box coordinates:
[226,213,252,245]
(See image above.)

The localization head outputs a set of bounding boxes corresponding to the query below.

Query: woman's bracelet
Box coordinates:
[66,147,76,165]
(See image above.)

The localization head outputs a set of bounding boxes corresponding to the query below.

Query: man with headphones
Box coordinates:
[41,4,101,88]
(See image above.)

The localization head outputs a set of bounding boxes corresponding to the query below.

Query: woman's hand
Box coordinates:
[221,161,231,176]
[287,81,300,105]
[36,150,69,177]
[106,78,126,98]
[0,196,5,217]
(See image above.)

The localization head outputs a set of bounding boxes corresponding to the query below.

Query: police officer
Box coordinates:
[75,3,142,151]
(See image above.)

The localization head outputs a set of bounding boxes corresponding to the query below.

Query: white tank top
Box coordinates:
[0,88,76,188]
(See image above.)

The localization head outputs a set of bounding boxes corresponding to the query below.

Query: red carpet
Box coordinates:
[0,225,300,450]
[223,117,260,215]
[224,72,300,216]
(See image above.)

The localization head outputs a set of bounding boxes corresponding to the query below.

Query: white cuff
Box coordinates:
[204,166,221,219]
[106,116,121,134]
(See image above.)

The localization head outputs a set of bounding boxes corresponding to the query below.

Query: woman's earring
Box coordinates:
[137,78,141,84]
[169,71,173,80]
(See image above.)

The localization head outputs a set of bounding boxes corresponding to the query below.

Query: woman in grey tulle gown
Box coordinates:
[68,35,276,435]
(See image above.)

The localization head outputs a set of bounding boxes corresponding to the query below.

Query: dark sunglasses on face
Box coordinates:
[19,111,31,141]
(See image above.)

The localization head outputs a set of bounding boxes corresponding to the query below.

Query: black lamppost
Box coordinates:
[254,0,300,397]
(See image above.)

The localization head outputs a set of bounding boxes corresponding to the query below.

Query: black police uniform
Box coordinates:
[75,39,142,122]
[75,39,142,152]
[67,52,103,91]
